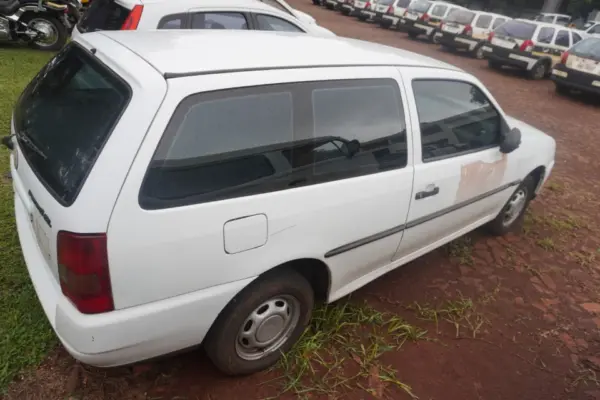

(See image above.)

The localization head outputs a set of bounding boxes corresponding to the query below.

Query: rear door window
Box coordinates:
[537,27,555,44]
[494,20,536,40]
[474,14,492,29]
[14,44,131,205]
[191,12,249,29]
[255,14,304,32]
[77,0,130,33]
[555,30,570,47]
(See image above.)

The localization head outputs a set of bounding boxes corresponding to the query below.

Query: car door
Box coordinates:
[392,67,522,262]
[473,13,493,40]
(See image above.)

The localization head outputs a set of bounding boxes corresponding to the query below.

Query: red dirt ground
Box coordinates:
[4,2,600,399]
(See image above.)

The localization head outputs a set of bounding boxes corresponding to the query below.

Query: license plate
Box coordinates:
[33,216,51,261]
[492,37,515,49]
[405,13,418,20]
[551,68,568,78]
[376,5,387,12]
[442,25,461,34]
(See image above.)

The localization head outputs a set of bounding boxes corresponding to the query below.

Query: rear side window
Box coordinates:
[430,4,447,17]
[492,18,506,29]
[191,12,249,29]
[141,79,407,209]
[555,30,570,47]
[474,15,492,29]
[494,20,536,40]
[14,45,131,205]
[255,14,304,32]
[537,27,555,44]
[77,0,130,33]
[412,80,502,162]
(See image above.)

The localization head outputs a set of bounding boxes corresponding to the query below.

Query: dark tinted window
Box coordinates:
[412,80,502,162]
[77,0,130,33]
[14,44,131,205]
[446,10,475,24]
[191,12,248,29]
[573,32,583,44]
[537,27,555,44]
[475,14,492,29]
[409,1,431,13]
[492,17,506,29]
[431,4,447,17]
[158,14,186,29]
[141,79,406,209]
[570,38,600,61]
[256,14,303,32]
[495,20,536,40]
[555,30,570,47]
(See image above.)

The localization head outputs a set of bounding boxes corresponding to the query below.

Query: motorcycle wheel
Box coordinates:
[21,14,68,51]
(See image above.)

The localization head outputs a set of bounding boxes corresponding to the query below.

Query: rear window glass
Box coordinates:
[494,20,536,40]
[396,0,410,6]
[430,4,447,17]
[571,38,600,61]
[475,14,492,28]
[77,0,130,33]
[446,9,475,24]
[14,44,131,205]
[377,0,395,5]
[408,1,431,13]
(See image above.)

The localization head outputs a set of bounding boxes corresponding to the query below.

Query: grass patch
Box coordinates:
[0,47,56,391]
[536,237,557,252]
[271,301,426,399]
[445,236,473,266]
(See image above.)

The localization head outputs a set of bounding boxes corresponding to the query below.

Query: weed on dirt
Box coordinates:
[446,236,474,266]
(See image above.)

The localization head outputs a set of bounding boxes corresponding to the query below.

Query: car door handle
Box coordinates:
[415,186,439,200]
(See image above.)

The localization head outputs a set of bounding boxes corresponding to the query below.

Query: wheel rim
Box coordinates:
[235,295,301,361]
[29,18,59,48]
[475,47,484,59]
[534,64,546,79]
[502,188,528,227]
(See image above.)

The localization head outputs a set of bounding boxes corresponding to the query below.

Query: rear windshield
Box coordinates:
[78,0,131,33]
[495,20,536,40]
[13,44,131,205]
[377,0,395,5]
[396,0,411,7]
[571,38,600,61]
[446,9,475,24]
[408,1,431,13]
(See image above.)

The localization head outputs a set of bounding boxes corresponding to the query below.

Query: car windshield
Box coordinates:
[13,44,130,205]
[570,38,600,61]
[494,20,536,40]
[446,9,475,24]
[408,1,431,13]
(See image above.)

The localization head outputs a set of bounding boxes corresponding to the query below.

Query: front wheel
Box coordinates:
[528,61,549,80]
[487,176,535,236]
[204,269,314,375]
[21,14,68,51]
[473,44,485,60]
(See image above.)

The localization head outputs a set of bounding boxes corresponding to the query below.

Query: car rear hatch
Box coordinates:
[441,9,475,36]
[565,39,600,77]
[490,20,536,50]
[404,0,430,21]
[77,0,141,33]
[10,35,167,316]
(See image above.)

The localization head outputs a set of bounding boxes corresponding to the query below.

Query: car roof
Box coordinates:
[514,18,577,30]
[87,30,459,78]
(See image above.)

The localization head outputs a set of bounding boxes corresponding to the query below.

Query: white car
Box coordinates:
[73,0,334,38]
[533,12,571,26]
[9,29,555,375]
[582,21,600,37]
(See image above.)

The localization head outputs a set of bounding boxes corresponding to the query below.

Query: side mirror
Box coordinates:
[500,127,521,154]
[346,139,360,157]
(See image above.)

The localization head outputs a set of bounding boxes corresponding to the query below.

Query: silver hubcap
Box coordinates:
[502,188,527,227]
[235,295,300,361]
[534,64,546,79]
[476,47,484,59]
[30,19,58,47]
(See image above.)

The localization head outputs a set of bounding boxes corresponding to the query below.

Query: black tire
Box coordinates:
[21,13,67,51]
[408,31,419,39]
[204,268,314,376]
[528,60,549,80]
[488,59,503,70]
[358,15,367,21]
[429,31,440,44]
[473,44,485,60]
[486,176,535,236]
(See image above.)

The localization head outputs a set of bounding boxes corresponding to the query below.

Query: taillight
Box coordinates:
[488,31,495,41]
[365,1,371,9]
[520,39,534,52]
[387,5,394,14]
[121,4,143,30]
[463,24,472,36]
[58,232,114,314]
[403,10,408,16]
[560,51,569,64]
[439,22,444,30]
[421,13,430,22]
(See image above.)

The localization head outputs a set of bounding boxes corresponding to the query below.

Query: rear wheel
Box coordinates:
[528,61,549,80]
[204,269,314,375]
[429,31,440,44]
[21,14,67,51]
[473,44,485,60]
[487,176,535,236]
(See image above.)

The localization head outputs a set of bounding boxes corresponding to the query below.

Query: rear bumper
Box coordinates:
[339,3,354,14]
[379,14,398,27]
[481,44,539,70]
[357,9,376,20]
[397,18,434,35]
[551,64,600,95]
[14,183,253,367]
[438,32,479,51]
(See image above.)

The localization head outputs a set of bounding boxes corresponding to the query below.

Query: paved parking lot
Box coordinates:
[5,2,600,400]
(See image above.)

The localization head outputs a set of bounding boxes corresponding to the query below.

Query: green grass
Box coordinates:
[0,46,56,392]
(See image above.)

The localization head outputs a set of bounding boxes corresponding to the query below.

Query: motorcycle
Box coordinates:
[0,0,81,51]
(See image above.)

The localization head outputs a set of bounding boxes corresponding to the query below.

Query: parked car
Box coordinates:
[73,0,334,38]
[337,0,355,15]
[582,21,600,37]
[551,36,600,96]
[397,0,467,43]
[482,19,584,79]
[375,0,413,29]
[7,29,555,375]
[437,9,511,59]
[354,0,379,22]
[533,12,571,26]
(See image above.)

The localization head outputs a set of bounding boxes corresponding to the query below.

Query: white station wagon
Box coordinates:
[8,30,555,375]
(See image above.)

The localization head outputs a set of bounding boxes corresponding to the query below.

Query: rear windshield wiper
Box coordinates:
[4,131,48,160]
